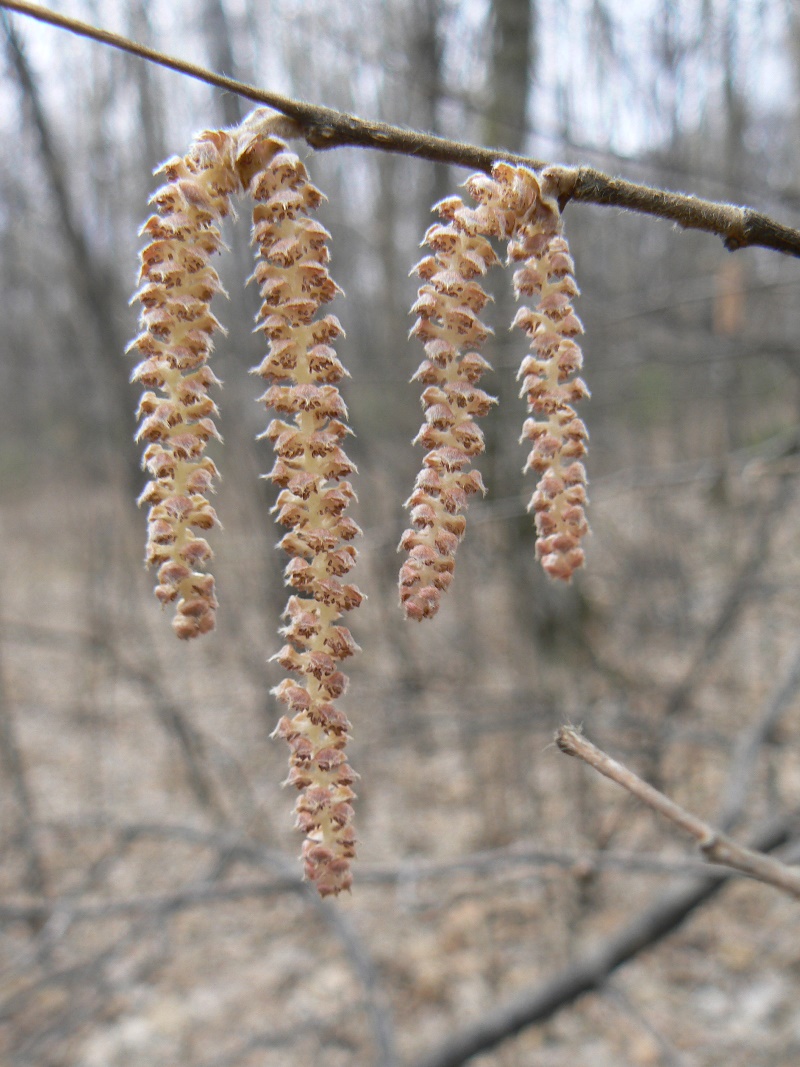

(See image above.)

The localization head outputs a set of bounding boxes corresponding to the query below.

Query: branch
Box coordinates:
[661,477,794,720]
[556,727,800,900]
[0,630,46,902]
[411,811,798,1067]
[715,638,800,830]
[3,0,800,256]
[0,849,744,929]
[23,815,767,885]
[0,878,302,924]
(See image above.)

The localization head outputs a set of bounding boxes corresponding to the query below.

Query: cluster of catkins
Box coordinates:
[399,162,588,619]
[131,112,588,895]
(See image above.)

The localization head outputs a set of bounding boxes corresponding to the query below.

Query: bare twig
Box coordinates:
[6,820,798,1067]
[603,983,688,1067]
[0,624,47,903]
[11,813,800,920]
[310,894,399,1067]
[0,879,301,924]
[0,612,228,818]
[715,639,800,830]
[662,476,794,719]
[1,15,117,331]
[0,853,732,929]
[0,825,397,1066]
[2,0,800,256]
[27,816,765,884]
[556,727,800,900]
[8,902,175,1063]
[1,10,133,461]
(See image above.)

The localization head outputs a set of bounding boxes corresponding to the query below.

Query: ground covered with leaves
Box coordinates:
[1,454,800,1067]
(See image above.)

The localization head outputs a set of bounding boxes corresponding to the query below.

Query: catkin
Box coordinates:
[241,121,361,896]
[502,165,589,580]
[462,162,590,581]
[130,112,591,895]
[398,192,501,621]
[131,130,241,639]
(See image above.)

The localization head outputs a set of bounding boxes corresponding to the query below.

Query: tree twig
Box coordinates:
[556,726,800,900]
[602,982,688,1067]
[0,622,46,904]
[27,814,783,884]
[2,0,800,256]
[661,475,793,720]
[715,638,800,830]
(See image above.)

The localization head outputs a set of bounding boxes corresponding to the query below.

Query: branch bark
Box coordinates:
[556,727,800,900]
[2,0,800,256]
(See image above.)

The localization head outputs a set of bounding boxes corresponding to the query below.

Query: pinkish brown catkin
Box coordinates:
[241,121,362,897]
[466,162,589,580]
[398,191,503,621]
[130,129,242,639]
[502,164,589,580]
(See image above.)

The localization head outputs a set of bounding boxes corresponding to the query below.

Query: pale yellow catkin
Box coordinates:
[501,164,589,580]
[131,112,362,896]
[131,129,242,639]
[399,190,500,621]
[240,119,361,897]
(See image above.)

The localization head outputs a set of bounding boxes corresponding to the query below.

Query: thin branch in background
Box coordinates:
[1,0,800,256]
[582,472,796,724]
[4,822,799,1065]
[0,611,229,819]
[556,726,800,900]
[0,604,397,1053]
[0,822,397,1065]
[411,811,798,1067]
[310,894,399,1067]
[662,475,794,720]
[602,982,689,1067]
[0,907,168,1050]
[222,836,401,1067]
[0,879,302,925]
[1,15,106,310]
[3,831,783,931]
[24,815,779,884]
[0,621,47,905]
[715,638,800,830]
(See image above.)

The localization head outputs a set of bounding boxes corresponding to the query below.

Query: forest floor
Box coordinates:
[1,460,800,1067]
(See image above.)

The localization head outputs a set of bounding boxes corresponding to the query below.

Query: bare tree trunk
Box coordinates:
[482,0,534,152]
[411,0,451,214]
[481,0,535,500]
[2,15,132,474]
[203,0,247,127]
[127,1,167,167]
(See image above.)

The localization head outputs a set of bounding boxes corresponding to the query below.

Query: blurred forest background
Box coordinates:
[1,1,800,1065]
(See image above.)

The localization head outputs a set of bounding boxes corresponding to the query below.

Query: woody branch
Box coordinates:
[556,726,800,901]
[2,0,800,257]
